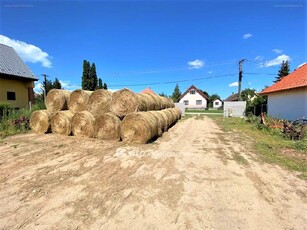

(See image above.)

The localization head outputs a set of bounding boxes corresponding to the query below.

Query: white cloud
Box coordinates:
[243,33,253,39]
[208,71,213,74]
[59,80,80,91]
[34,82,42,93]
[263,54,291,67]
[229,82,238,87]
[248,82,252,85]
[272,48,283,54]
[254,56,264,61]
[187,59,204,69]
[0,34,52,68]
[108,88,120,93]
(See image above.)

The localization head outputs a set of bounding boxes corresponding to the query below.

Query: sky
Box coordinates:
[0,0,306,99]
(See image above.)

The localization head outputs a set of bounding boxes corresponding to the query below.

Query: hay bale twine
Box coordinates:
[51,110,74,135]
[45,89,71,112]
[88,89,112,117]
[111,89,138,117]
[120,112,158,143]
[94,113,121,141]
[71,111,95,138]
[140,93,155,110]
[68,90,93,113]
[136,93,149,111]
[30,110,53,134]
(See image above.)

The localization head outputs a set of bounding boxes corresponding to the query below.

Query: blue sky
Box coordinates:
[0,0,306,99]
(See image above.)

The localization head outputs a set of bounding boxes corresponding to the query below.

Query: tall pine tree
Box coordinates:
[274,60,290,83]
[103,83,108,90]
[89,63,98,90]
[171,83,181,102]
[98,78,103,89]
[82,60,91,90]
[53,78,62,89]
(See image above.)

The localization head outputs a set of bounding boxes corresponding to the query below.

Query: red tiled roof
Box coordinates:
[140,87,156,94]
[261,63,307,94]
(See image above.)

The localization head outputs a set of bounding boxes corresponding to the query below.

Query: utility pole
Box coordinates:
[42,74,47,102]
[238,59,246,101]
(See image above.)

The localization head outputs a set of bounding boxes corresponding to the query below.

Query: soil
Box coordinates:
[0,116,306,229]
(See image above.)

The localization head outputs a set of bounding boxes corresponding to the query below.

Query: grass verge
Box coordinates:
[186,109,223,113]
[210,116,307,179]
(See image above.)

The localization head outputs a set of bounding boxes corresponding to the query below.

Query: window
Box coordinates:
[183,100,189,105]
[215,101,219,105]
[7,92,16,100]
[196,100,202,105]
[190,89,195,94]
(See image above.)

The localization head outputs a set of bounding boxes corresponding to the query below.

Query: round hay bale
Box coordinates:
[30,110,53,134]
[94,113,121,141]
[110,89,138,117]
[159,96,169,109]
[140,93,155,111]
[146,94,162,110]
[173,107,182,119]
[168,98,175,108]
[156,110,170,131]
[163,109,176,127]
[51,110,74,135]
[45,89,71,112]
[136,93,149,111]
[71,111,95,138]
[120,112,158,143]
[88,89,112,117]
[68,90,93,113]
[149,111,166,136]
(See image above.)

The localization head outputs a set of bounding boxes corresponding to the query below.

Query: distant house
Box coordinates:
[224,92,239,101]
[213,98,222,109]
[178,85,208,109]
[140,87,156,94]
[261,63,307,120]
[0,44,37,109]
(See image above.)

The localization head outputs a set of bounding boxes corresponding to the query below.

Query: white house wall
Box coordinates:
[267,88,307,121]
[179,91,207,109]
[213,99,222,109]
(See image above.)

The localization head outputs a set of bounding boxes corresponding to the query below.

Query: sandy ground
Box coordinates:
[0,116,306,229]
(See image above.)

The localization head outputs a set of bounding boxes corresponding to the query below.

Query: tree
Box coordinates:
[89,63,98,90]
[82,60,91,90]
[42,79,53,94]
[208,94,221,108]
[241,88,267,115]
[171,83,181,102]
[200,90,209,99]
[159,92,168,97]
[53,78,62,89]
[103,83,108,90]
[274,60,290,83]
[98,78,103,89]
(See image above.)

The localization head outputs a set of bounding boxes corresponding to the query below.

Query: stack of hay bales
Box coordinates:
[30,88,181,143]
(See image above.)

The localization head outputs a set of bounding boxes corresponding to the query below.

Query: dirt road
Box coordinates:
[0,116,306,229]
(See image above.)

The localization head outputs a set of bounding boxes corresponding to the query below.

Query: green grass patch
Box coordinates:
[210,116,307,179]
[0,102,45,139]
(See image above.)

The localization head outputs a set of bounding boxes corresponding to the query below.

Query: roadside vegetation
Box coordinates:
[186,109,223,113]
[210,115,307,179]
[0,102,45,138]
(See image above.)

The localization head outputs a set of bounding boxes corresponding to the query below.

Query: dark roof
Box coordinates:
[224,93,239,101]
[0,43,37,80]
[261,63,307,95]
[178,85,209,101]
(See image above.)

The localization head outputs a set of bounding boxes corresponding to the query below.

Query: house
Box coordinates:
[213,98,222,109]
[224,92,239,101]
[140,87,156,94]
[178,85,208,109]
[261,63,307,121]
[0,44,37,109]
